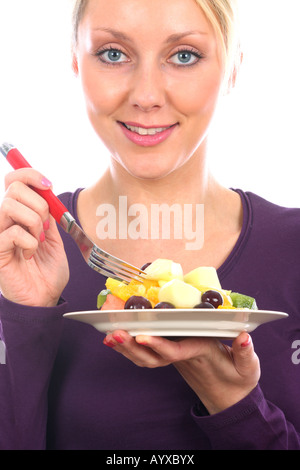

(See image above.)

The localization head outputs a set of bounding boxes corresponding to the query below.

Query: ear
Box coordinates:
[223,50,243,95]
[72,52,79,76]
[231,50,243,89]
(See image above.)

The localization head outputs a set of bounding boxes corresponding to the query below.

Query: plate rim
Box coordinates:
[63,308,288,338]
[63,308,289,317]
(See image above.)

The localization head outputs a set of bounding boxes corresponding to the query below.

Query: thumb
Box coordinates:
[232,332,258,376]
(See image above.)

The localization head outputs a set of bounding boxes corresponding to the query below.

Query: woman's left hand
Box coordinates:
[103,330,261,415]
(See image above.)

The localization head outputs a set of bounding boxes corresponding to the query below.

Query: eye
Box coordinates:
[96,47,129,65]
[169,49,202,66]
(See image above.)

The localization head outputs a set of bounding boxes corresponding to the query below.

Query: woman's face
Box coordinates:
[75,0,225,180]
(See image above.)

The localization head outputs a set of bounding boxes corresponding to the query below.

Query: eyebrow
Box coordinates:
[92,27,209,43]
[165,31,209,43]
[92,27,133,42]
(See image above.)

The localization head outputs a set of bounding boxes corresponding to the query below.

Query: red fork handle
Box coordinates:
[4,146,68,224]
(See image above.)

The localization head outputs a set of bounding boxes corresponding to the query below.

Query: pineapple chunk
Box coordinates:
[106,278,123,293]
[144,259,183,282]
[183,267,221,290]
[158,280,168,287]
[158,279,201,309]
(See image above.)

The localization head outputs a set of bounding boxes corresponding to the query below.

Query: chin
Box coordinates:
[112,146,187,181]
[124,161,177,181]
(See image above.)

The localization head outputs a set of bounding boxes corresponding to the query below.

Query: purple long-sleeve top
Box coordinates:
[0,189,300,450]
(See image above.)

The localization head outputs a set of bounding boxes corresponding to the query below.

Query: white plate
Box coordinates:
[63,308,288,338]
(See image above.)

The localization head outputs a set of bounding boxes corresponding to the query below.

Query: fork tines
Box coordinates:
[89,246,146,283]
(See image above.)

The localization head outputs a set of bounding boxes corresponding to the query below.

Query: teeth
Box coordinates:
[124,124,170,135]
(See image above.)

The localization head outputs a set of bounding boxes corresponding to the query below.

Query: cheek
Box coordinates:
[79,60,126,116]
[169,69,222,117]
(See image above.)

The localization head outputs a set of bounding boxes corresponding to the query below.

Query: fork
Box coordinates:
[0,142,146,283]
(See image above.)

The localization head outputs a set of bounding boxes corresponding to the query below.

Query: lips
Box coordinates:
[118,121,178,147]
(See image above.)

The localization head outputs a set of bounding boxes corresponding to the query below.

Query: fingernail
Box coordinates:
[41,177,52,188]
[40,231,46,243]
[241,335,251,348]
[113,334,124,344]
[136,336,148,345]
[43,219,50,231]
[103,338,115,348]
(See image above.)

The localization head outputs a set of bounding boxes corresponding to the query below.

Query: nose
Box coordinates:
[129,61,166,112]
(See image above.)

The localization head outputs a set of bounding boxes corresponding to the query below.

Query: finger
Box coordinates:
[135,334,180,360]
[103,330,165,367]
[4,180,50,220]
[0,197,46,243]
[135,334,214,363]
[4,168,53,192]
[1,179,51,239]
[0,224,39,262]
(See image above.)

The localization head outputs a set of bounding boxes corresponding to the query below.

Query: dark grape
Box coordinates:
[201,290,223,308]
[154,302,175,309]
[124,296,152,309]
[194,302,215,308]
[140,262,152,271]
[194,302,215,309]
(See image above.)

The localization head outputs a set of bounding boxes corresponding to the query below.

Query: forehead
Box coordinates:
[79,0,214,40]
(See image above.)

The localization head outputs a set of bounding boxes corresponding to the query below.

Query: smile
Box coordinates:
[122,123,174,136]
[118,121,178,147]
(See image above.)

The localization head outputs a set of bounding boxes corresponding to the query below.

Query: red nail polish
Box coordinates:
[113,334,124,344]
[40,231,46,243]
[241,335,251,348]
[43,219,50,231]
[103,339,115,348]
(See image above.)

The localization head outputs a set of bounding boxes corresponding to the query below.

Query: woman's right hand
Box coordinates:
[0,169,69,307]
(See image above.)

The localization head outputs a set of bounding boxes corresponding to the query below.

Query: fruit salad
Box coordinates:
[97,259,258,311]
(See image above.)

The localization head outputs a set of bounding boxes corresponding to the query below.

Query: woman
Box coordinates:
[0,0,299,450]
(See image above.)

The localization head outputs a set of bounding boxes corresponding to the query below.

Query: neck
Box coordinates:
[78,145,242,271]
[98,147,219,208]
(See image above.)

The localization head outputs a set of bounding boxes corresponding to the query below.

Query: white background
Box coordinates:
[0,0,299,207]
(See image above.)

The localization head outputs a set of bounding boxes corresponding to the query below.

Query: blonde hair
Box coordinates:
[72,0,88,46]
[72,0,240,81]
[194,0,240,83]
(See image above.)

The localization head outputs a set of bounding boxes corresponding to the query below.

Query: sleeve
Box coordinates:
[191,385,300,450]
[0,294,68,450]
